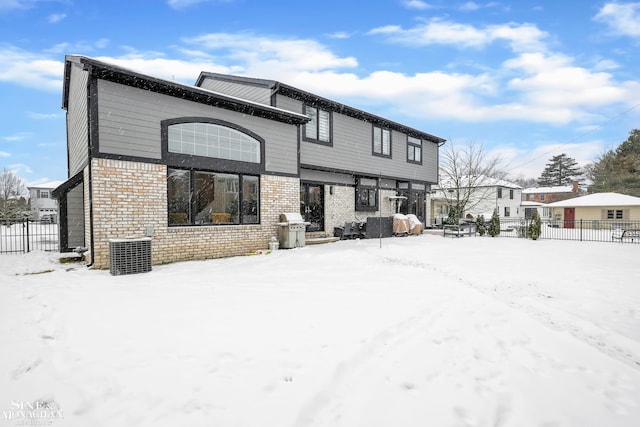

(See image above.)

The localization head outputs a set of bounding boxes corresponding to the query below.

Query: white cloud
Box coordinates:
[48,12,66,23]
[505,53,629,109]
[460,2,480,12]
[26,112,60,120]
[0,45,64,91]
[166,0,229,9]
[0,0,66,12]
[325,31,354,40]
[594,2,640,37]
[403,0,434,10]
[2,27,636,131]
[92,51,236,84]
[0,151,10,157]
[368,18,549,52]
[183,33,358,75]
[497,141,604,179]
[7,163,33,174]
[45,39,111,55]
[0,0,31,11]
[2,132,33,142]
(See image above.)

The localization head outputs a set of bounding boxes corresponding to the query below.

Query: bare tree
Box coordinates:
[436,141,507,222]
[0,167,26,219]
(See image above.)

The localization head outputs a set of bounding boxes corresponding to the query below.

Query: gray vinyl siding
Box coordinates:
[96,80,298,175]
[66,183,84,248]
[67,63,89,176]
[296,103,439,183]
[300,169,354,185]
[198,78,272,105]
[274,95,303,114]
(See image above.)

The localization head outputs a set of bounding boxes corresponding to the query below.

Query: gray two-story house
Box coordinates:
[53,55,444,268]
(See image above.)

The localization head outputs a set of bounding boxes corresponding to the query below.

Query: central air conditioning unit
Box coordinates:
[108,237,152,276]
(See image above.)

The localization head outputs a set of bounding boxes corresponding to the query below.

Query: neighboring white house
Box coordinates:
[431,175,523,225]
[28,181,63,222]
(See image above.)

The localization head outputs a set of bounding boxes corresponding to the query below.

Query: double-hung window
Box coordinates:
[407,136,422,164]
[373,126,391,157]
[303,105,331,145]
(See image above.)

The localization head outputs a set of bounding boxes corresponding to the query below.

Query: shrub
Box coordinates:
[527,210,542,240]
[476,215,486,236]
[488,209,501,237]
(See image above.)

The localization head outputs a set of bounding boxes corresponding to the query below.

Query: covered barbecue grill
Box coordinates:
[277,212,310,248]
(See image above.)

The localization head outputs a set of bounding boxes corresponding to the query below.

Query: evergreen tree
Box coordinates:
[487,208,500,237]
[587,129,640,197]
[445,205,461,225]
[527,210,542,240]
[537,153,582,186]
[476,214,486,236]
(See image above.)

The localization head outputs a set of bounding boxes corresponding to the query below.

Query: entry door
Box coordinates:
[411,191,426,224]
[398,190,427,224]
[564,208,575,228]
[300,183,324,232]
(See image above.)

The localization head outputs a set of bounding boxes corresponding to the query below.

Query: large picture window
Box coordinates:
[303,105,332,145]
[373,126,391,157]
[168,122,261,163]
[168,168,259,226]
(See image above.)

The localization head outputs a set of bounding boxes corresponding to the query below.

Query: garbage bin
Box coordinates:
[277,213,310,248]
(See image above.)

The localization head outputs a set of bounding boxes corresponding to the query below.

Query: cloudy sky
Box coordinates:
[1,0,639,186]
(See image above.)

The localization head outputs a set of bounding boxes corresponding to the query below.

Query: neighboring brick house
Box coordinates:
[53,55,445,268]
[522,180,581,204]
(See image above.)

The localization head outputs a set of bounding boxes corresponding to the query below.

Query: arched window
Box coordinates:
[167,121,261,163]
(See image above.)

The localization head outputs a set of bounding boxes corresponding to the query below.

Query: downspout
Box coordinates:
[86,66,96,267]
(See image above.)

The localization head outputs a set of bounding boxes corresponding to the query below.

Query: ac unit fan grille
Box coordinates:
[109,238,152,276]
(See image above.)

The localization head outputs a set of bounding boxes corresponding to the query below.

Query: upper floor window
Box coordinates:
[38,190,49,199]
[373,126,391,157]
[407,136,422,164]
[303,105,332,145]
[497,188,502,198]
[540,194,545,201]
[509,189,514,199]
[168,122,260,163]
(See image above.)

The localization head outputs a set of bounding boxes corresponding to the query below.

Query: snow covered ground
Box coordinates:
[1,235,639,427]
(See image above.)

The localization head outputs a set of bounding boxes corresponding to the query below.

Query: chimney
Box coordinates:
[572,180,579,193]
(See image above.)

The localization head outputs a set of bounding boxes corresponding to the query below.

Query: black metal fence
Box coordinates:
[491,218,640,244]
[0,219,59,254]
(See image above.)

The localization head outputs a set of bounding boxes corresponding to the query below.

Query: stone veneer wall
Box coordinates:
[89,158,299,269]
[322,186,399,235]
[324,185,356,234]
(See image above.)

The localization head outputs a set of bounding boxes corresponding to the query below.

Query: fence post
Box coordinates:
[580,219,582,242]
[25,220,30,253]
